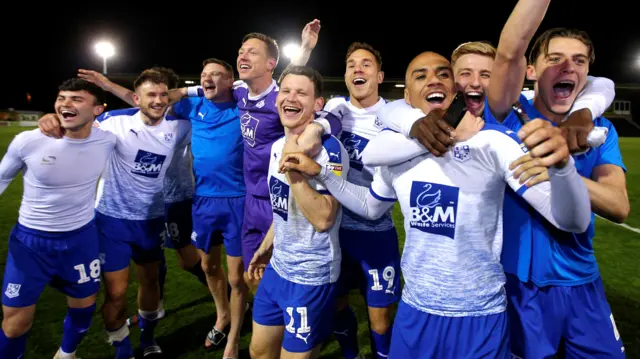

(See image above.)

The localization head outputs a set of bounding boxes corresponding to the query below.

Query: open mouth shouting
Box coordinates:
[59,108,78,122]
[552,80,575,100]
[352,77,367,88]
[464,90,484,113]
[203,81,217,94]
[425,91,446,110]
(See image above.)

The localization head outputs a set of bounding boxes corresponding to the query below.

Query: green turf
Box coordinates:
[0,127,638,358]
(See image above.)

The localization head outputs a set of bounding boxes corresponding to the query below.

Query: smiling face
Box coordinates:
[528,36,590,117]
[237,34,278,82]
[404,52,456,115]
[133,81,169,122]
[345,47,384,107]
[276,69,324,134]
[200,62,233,100]
[55,90,103,130]
[453,53,493,116]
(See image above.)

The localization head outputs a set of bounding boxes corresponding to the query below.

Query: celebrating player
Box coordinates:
[0,79,115,359]
[365,47,615,165]
[321,42,399,359]
[279,51,593,358]
[485,0,630,356]
[247,65,350,359]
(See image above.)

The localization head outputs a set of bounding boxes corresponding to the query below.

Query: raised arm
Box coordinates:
[290,19,321,67]
[488,0,550,122]
[78,69,187,107]
[0,135,26,195]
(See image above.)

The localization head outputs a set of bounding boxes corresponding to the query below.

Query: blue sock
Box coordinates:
[159,255,168,300]
[114,336,133,359]
[333,306,359,359]
[371,329,392,359]
[107,324,133,359]
[187,260,208,286]
[60,304,96,354]
[0,329,28,359]
[138,310,160,347]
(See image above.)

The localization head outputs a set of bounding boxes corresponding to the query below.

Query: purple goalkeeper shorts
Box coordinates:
[241,194,272,271]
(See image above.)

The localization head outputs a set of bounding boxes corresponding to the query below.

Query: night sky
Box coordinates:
[2,1,638,112]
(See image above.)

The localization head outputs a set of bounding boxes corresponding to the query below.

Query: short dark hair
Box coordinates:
[528,28,595,65]
[346,42,383,69]
[133,69,169,90]
[202,58,234,76]
[58,78,105,105]
[243,32,280,67]
[278,65,323,98]
[150,66,180,89]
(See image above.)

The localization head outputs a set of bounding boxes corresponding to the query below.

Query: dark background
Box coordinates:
[2,1,638,112]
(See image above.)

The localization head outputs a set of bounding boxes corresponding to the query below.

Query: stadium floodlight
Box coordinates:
[283,43,301,60]
[94,41,115,75]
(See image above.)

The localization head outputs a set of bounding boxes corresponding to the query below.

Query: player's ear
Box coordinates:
[526,65,537,82]
[267,58,277,72]
[132,92,141,106]
[404,88,411,106]
[377,70,385,84]
[314,96,325,112]
[93,104,105,117]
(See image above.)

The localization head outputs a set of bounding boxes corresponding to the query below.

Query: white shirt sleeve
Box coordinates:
[316,165,395,220]
[494,133,592,233]
[377,99,425,137]
[361,130,428,167]
[570,75,615,120]
[0,134,26,195]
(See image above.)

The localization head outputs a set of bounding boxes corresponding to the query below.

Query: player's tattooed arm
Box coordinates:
[248,223,275,281]
[488,0,550,122]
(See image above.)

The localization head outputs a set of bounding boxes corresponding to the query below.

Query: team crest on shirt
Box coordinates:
[256,100,265,108]
[4,283,20,298]
[409,182,459,239]
[374,116,384,129]
[453,145,470,162]
[269,176,290,221]
[131,150,167,178]
[340,131,369,171]
[241,113,259,147]
[164,133,174,142]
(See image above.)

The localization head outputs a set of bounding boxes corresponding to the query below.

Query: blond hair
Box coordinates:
[451,41,497,65]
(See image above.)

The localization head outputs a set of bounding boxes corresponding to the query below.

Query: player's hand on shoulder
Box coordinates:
[280,152,322,177]
[409,109,455,157]
[517,118,570,169]
[38,113,64,138]
[559,109,594,154]
[509,153,550,187]
[297,123,323,158]
[453,111,484,142]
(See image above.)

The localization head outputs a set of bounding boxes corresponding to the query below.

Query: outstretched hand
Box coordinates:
[301,19,321,50]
